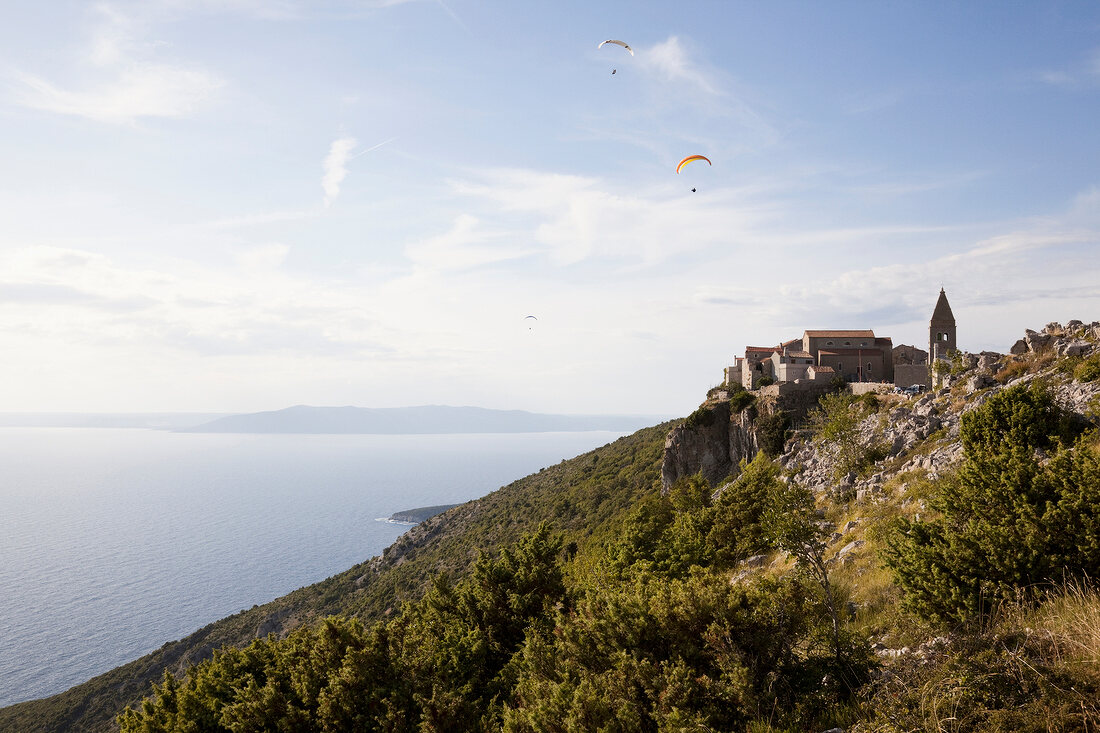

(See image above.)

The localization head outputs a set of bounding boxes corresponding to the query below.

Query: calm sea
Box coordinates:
[0,427,626,707]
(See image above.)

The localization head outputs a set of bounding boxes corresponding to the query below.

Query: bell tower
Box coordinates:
[928,288,956,363]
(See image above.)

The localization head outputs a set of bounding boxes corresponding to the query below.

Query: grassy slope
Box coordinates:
[0,422,672,733]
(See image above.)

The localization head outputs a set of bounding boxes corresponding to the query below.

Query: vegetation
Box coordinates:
[115,449,875,732]
[728,388,756,413]
[755,410,790,457]
[883,383,1098,622]
[1075,352,1100,382]
[806,392,886,481]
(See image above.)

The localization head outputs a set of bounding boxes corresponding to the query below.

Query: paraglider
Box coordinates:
[676,155,711,174]
[524,315,537,331]
[598,39,632,75]
[677,155,711,192]
[598,39,633,55]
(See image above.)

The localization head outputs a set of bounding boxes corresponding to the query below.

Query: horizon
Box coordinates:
[2,2,1098,416]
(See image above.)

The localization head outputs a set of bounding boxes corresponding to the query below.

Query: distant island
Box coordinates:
[179,405,667,434]
[387,504,461,524]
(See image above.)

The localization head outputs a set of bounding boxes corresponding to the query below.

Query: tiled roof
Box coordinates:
[745,346,779,352]
[804,330,875,338]
[787,350,813,358]
[809,365,835,373]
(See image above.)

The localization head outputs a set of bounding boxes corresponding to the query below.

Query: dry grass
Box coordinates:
[1012,581,1100,670]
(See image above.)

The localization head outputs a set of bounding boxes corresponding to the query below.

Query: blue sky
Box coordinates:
[1,1,1098,416]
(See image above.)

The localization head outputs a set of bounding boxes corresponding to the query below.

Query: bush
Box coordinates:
[1074,353,1100,382]
[729,390,757,413]
[685,405,718,429]
[883,384,1099,623]
[756,410,790,457]
[758,375,775,387]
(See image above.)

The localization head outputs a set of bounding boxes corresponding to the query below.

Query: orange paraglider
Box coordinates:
[676,155,711,174]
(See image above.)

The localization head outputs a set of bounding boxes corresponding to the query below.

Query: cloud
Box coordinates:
[641,36,720,95]
[322,136,358,207]
[405,214,534,271]
[235,243,291,270]
[11,65,223,124]
[1035,46,1100,89]
[7,4,223,124]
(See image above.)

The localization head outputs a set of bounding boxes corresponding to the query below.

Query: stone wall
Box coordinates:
[850,382,894,395]
[895,363,930,388]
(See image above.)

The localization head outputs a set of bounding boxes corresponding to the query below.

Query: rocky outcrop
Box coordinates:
[661,400,761,491]
[1011,320,1100,356]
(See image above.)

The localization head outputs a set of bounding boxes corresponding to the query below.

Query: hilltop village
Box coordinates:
[723,288,957,394]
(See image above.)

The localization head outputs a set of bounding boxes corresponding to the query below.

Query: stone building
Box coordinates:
[724,289,957,390]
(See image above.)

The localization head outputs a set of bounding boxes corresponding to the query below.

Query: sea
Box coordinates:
[0,427,627,707]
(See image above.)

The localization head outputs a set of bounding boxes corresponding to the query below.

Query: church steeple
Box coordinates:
[929,288,956,363]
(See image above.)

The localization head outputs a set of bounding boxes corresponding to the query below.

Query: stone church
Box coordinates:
[725,289,957,390]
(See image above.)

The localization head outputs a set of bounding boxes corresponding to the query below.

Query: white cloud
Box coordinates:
[12,65,223,124]
[641,36,720,95]
[405,214,534,271]
[7,4,223,124]
[235,243,291,270]
[322,136,358,207]
[1036,46,1100,89]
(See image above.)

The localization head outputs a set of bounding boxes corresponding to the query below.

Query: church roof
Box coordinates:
[803,330,875,338]
[930,288,956,325]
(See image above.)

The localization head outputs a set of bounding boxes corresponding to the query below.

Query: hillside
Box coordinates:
[3,319,1100,732]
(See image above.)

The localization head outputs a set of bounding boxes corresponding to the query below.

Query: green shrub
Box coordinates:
[883,384,1098,623]
[758,375,775,387]
[729,390,757,413]
[756,410,790,457]
[1074,353,1100,382]
[685,405,718,429]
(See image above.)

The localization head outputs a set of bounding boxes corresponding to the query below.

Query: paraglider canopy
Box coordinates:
[598,39,633,55]
[524,315,537,331]
[676,155,711,174]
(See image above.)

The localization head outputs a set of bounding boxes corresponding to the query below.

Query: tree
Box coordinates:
[764,478,841,659]
[807,392,872,480]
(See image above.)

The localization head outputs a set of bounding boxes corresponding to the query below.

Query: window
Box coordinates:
[867,362,872,373]
[844,341,851,346]
[837,362,843,370]
[826,341,833,346]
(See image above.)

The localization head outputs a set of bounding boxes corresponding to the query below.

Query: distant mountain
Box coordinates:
[180,405,667,434]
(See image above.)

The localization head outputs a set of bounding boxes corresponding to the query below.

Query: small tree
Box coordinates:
[764,478,841,659]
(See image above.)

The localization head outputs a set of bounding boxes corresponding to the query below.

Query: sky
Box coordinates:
[1,1,1098,417]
